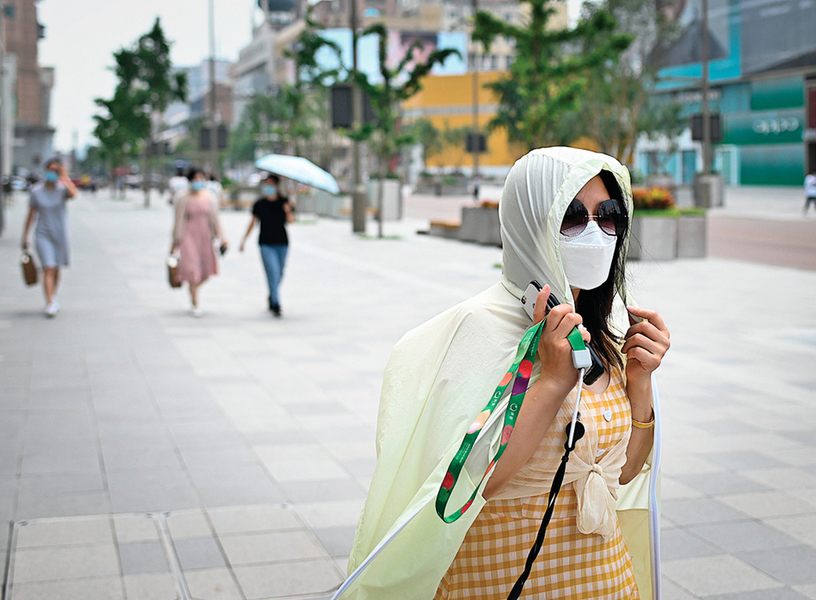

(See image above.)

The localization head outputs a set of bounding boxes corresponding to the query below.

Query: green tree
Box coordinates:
[93,18,186,205]
[228,10,341,169]
[555,0,685,163]
[473,0,631,150]
[405,118,443,163]
[282,9,343,158]
[350,23,459,236]
[93,86,144,196]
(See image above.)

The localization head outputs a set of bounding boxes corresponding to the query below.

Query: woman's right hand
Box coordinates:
[533,285,591,399]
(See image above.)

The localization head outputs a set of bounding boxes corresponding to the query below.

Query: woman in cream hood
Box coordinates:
[339,148,670,599]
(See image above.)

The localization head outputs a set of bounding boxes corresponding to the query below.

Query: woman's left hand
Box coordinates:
[621,306,670,388]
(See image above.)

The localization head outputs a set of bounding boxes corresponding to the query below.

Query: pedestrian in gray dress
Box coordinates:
[21,158,78,317]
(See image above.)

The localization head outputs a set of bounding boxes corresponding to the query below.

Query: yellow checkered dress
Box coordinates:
[436,371,639,599]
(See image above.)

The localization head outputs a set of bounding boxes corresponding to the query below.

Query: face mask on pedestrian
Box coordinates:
[191,180,206,192]
[263,185,277,197]
[560,221,617,290]
[45,171,59,183]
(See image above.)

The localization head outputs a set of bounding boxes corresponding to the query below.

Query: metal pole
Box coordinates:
[470,0,479,197]
[208,0,219,177]
[700,0,711,175]
[350,0,366,233]
[0,8,5,236]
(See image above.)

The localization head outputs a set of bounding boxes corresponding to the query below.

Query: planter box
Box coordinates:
[629,213,708,260]
[677,214,707,258]
[367,179,402,221]
[693,173,724,208]
[459,206,501,246]
[628,215,678,261]
[314,190,351,219]
[295,192,317,215]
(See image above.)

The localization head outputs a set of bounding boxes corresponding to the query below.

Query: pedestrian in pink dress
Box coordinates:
[171,168,228,317]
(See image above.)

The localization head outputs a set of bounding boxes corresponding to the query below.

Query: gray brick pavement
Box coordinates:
[0,188,815,599]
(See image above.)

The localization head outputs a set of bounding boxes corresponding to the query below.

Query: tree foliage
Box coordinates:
[92,18,186,169]
[558,0,685,162]
[281,9,343,155]
[350,23,459,176]
[473,0,631,150]
[228,9,341,166]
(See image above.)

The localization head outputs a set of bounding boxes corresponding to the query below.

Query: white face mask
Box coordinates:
[560,221,617,291]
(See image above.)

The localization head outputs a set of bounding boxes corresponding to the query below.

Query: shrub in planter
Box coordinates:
[631,187,676,211]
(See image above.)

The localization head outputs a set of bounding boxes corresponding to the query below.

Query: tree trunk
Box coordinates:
[377,177,385,239]
[142,145,151,208]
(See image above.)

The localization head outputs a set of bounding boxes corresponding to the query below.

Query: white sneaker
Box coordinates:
[191,306,203,318]
[44,300,59,318]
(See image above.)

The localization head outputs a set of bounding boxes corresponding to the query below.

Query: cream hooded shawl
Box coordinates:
[338,148,660,600]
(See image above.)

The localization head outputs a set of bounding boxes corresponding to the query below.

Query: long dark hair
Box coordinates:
[573,169,628,371]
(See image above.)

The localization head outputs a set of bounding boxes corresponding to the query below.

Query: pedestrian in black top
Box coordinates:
[240,174,294,316]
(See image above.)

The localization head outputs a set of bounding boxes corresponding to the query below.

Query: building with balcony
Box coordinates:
[3,0,55,174]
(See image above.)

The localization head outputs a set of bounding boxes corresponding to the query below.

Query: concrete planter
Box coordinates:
[367,179,402,221]
[314,190,351,219]
[295,192,317,215]
[693,173,724,208]
[628,215,679,261]
[459,206,501,246]
[629,212,708,260]
[677,214,708,258]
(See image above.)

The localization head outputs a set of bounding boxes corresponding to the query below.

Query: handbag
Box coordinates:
[21,251,38,286]
[166,255,181,288]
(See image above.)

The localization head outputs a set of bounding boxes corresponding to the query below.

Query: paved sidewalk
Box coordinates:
[1,189,815,599]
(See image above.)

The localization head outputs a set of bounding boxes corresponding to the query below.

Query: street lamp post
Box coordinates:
[208,0,219,177]
[470,0,479,198]
[350,0,366,234]
[701,0,711,175]
[0,4,6,235]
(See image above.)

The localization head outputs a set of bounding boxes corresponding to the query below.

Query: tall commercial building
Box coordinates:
[637,0,816,185]
[3,0,54,174]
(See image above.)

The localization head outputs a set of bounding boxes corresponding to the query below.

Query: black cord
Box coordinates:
[507,419,585,600]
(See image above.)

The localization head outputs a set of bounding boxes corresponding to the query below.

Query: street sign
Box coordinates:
[465,132,486,153]
[331,85,377,129]
[199,126,229,151]
[691,114,723,143]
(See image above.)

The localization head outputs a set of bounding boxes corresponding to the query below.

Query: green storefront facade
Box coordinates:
[636,0,816,186]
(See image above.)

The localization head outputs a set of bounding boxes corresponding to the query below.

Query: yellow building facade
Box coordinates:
[402,71,526,172]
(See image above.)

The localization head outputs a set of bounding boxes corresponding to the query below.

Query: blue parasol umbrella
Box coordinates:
[255,154,340,195]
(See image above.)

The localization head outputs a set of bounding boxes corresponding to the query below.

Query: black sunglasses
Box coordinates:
[560,198,627,237]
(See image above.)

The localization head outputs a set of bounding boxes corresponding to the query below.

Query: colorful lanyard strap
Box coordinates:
[435,319,587,523]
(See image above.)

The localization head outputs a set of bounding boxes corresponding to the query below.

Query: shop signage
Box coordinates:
[751,117,800,135]
[722,111,803,145]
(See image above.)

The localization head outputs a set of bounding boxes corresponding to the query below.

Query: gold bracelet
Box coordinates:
[632,409,655,429]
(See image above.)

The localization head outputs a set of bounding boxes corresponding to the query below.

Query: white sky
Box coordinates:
[38,0,585,153]
[39,0,259,152]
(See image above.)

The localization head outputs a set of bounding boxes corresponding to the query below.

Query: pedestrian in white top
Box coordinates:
[804,171,816,215]
[206,173,225,207]
[168,168,189,205]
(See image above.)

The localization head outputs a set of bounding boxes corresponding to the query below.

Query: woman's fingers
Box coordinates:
[626,346,661,371]
[532,285,551,324]
[624,308,670,375]
[621,332,662,356]
[627,306,670,338]
[549,307,583,339]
